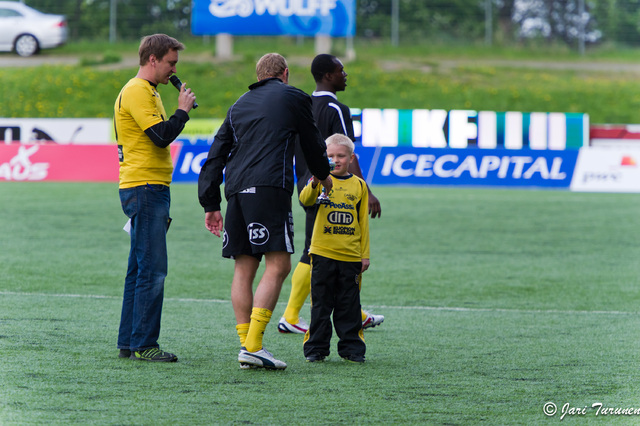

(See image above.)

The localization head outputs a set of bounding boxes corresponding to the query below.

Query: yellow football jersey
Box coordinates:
[114,78,172,189]
[300,174,370,263]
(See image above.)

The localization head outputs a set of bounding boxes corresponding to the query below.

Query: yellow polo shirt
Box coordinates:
[114,78,173,189]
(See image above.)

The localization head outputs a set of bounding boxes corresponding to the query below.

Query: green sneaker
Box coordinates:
[119,349,132,358]
[129,348,178,362]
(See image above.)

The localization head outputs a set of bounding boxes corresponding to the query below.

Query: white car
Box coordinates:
[0,1,67,57]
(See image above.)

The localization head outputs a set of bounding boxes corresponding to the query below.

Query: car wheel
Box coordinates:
[15,34,39,57]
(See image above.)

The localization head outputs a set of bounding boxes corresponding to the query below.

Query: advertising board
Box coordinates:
[171,145,578,189]
[352,110,589,150]
[191,0,356,37]
[570,147,640,192]
[0,118,112,144]
[355,146,578,188]
[0,144,119,182]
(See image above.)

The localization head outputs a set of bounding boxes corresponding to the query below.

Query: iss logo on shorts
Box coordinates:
[247,222,269,245]
[222,229,229,249]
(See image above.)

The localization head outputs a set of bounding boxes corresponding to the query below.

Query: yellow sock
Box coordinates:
[236,323,249,347]
[245,308,272,352]
[284,262,311,324]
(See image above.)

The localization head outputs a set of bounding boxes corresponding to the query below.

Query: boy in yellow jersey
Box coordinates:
[114,34,196,362]
[301,134,369,363]
[279,54,383,335]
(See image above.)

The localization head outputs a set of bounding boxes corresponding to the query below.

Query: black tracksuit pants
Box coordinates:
[304,254,366,359]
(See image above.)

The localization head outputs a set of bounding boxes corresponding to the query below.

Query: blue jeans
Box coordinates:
[118,184,171,351]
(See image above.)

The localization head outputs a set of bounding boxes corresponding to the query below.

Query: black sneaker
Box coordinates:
[119,349,132,358]
[130,348,178,362]
[342,354,365,363]
[305,353,326,363]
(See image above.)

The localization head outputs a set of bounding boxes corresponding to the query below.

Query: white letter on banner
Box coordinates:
[497,156,511,178]
[550,158,566,179]
[362,109,398,147]
[477,111,497,149]
[548,113,566,150]
[529,112,548,150]
[453,156,479,178]
[279,0,295,17]
[415,155,436,177]
[523,157,549,179]
[210,0,253,17]
[254,0,279,15]
[381,153,394,176]
[392,154,417,177]
[412,109,447,148]
[511,156,533,178]
[433,155,458,178]
[448,110,477,148]
[297,0,313,16]
[505,112,523,149]
[180,152,194,174]
[320,0,337,15]
[191,152,209,174]
[478,156,501,177]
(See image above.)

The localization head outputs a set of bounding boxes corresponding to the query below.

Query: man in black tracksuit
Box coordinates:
[198,53,332,370]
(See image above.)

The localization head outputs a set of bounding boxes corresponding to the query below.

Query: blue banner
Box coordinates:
[173,145,579,188]
[172,145,210,183]
[191,0,355,37]
[356,147,578,188]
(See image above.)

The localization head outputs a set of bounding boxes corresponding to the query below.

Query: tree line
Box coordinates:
[24,0,640,47]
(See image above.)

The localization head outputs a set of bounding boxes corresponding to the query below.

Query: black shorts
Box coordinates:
[222,186,294,259]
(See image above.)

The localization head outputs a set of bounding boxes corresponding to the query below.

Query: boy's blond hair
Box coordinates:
[326,133,354,155]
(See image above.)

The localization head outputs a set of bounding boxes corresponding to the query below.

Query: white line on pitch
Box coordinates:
[1,290,638,316]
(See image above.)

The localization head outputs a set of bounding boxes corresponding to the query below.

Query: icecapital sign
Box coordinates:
[356,147,579,188]
[191,0,355,36]
[172,145,579,188]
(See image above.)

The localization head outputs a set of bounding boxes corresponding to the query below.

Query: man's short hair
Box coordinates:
[326,133,354,155]
[311,54,338,82]
[139,34,184,66]
[256,53,288,80]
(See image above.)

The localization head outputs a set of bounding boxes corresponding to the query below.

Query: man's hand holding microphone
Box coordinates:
[170,75,198,113]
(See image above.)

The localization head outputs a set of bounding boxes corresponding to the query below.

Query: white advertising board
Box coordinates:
[0,118,112,144]
[570,147,640,192]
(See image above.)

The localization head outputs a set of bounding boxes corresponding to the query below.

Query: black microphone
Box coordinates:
[169,75,198,109]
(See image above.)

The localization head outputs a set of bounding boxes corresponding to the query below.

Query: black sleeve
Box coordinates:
[292,93,331,181]
[144,109,190,148]
[198,113,234,212]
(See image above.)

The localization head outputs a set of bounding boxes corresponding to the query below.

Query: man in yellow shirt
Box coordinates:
[114,34,196,362]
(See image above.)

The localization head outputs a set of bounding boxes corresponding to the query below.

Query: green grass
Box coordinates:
[3,37,640,122]
[2,183,640,424]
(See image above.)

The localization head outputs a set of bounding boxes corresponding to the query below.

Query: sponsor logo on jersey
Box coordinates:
[325,201,354,210]
[324,225,355,235]
[328,211,354,225]
[247,222,269,245]
[240,187,256,194]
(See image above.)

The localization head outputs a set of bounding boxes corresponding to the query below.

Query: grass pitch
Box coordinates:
[1,183,640,424]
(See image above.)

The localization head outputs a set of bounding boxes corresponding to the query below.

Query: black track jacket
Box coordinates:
[198,78,331,212]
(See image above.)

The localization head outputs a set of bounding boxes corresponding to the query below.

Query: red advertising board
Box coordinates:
[0,144,119,182]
